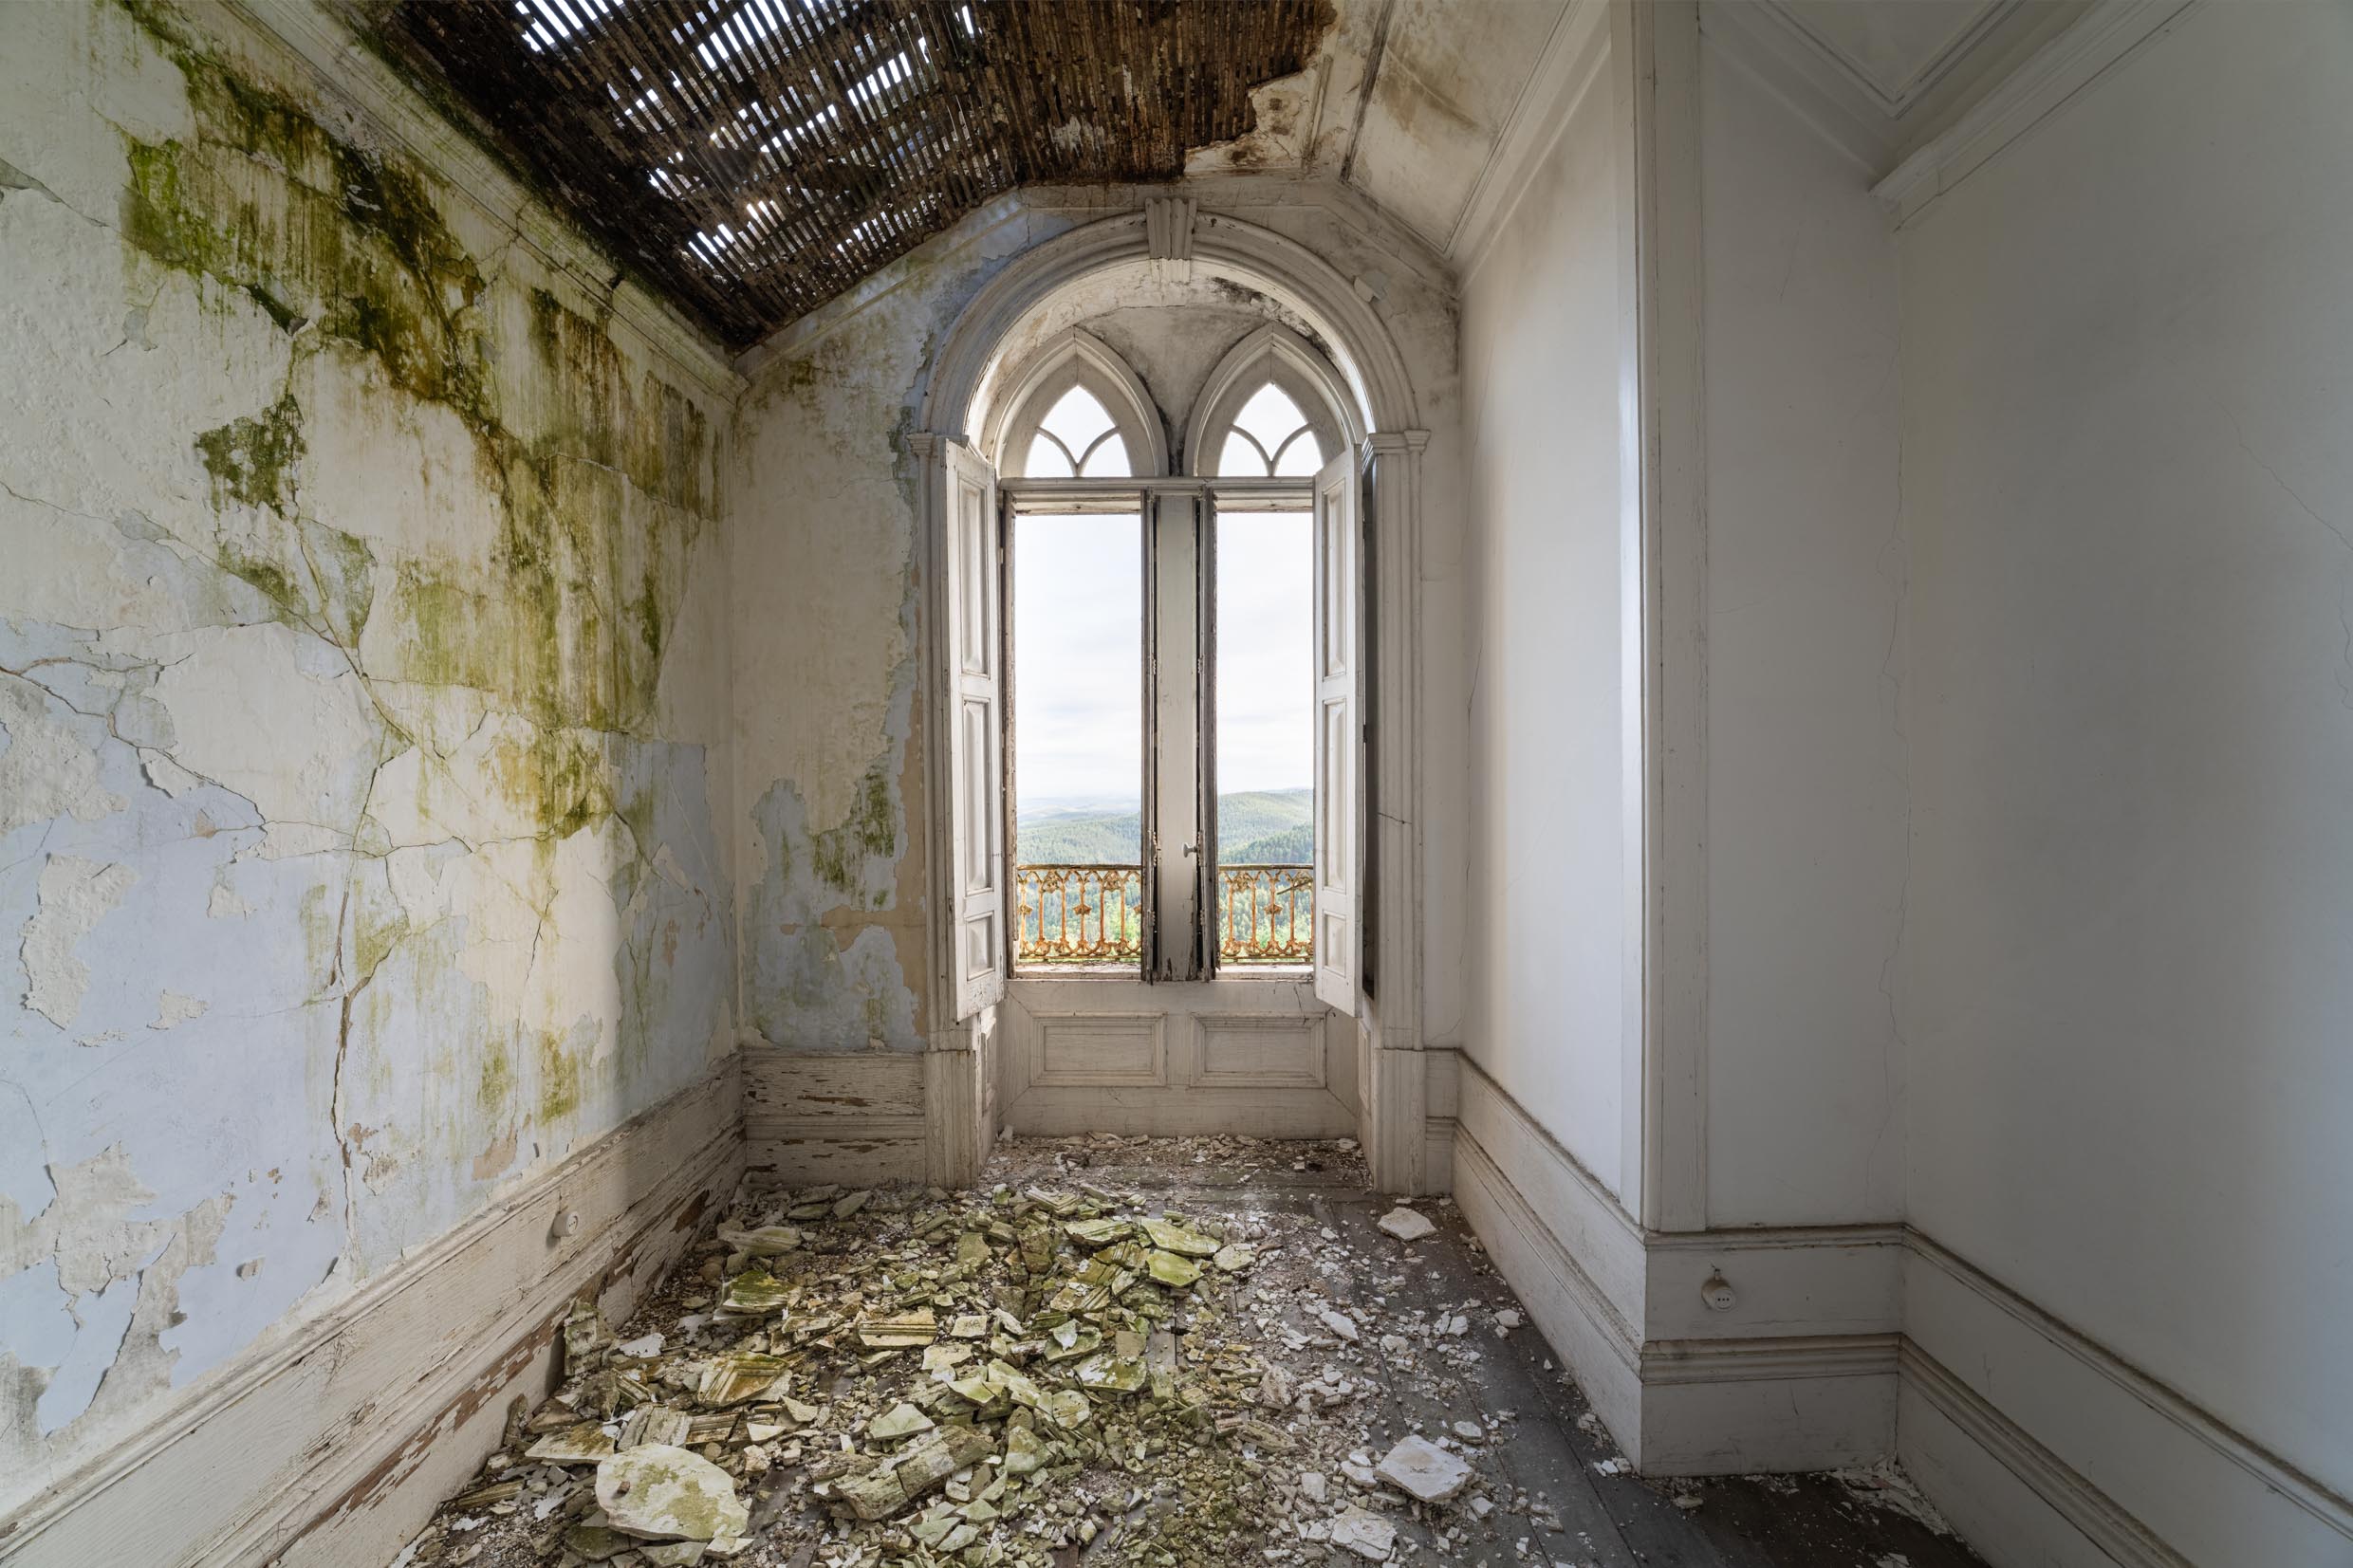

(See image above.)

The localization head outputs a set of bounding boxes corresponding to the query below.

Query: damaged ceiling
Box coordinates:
[377,0,1336,348]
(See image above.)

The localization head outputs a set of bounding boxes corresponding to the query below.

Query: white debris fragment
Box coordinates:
[1299,1470,1327,1503]
[1330,1505,1399,1560]
[1376,1433,1473,1503]
[595,1445,750,1542]
[1317,1307,1362,1342]
[1494,1308,1523,1332]
[1592,1456,1630,1475]
[1376,1207,1436,1242]
[616,1332,665,1358]
[1451,1419,1484,1442]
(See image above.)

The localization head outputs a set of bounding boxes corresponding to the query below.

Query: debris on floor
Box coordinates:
[394,1135,1983,1568]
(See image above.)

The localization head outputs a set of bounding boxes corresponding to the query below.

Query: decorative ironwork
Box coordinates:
[1216,863,1312,966]
[1015,864,1142,966]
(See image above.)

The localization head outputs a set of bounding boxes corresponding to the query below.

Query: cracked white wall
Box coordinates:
[0,0,735,1513]
[729,181,1466,1061]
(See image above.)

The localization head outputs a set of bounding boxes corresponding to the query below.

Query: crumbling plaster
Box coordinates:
[728,177,1468,1064]
[0,0,737,1515]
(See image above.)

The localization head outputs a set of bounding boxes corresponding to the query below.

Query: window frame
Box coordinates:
[993,324,1359,984]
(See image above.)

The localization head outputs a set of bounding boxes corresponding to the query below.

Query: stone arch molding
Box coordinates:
[920,206,1420,447]
[984,327,1168,477]
[1184,323,1360,479]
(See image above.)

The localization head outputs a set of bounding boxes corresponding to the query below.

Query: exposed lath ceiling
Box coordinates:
[379,0,1333,348]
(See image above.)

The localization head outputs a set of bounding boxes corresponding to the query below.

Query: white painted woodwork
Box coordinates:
[743,1050,927,1187]
[942,440,1008,1019]
[1147,489,1204,980]
[1309,448,1363,1016]
[996,977,1356,1138]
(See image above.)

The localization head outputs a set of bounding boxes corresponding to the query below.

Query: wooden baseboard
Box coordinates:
[1,1061,743,1568]
[743,1046,927,1186]
[1902,1236,2352,1568]
[1448,1061,2351,1563]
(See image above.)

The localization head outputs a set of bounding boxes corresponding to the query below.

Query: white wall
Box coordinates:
[1898,0,2353,1512]
[1459,46,1634,1196]
[1697,30,1905,1227]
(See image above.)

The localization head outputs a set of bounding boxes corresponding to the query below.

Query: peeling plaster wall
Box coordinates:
[730,180,1464,1064]
[0,0,735,1514]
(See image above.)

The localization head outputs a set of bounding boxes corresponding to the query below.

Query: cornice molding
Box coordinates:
[1872,0,2201,225]
[1446,0,1612,279]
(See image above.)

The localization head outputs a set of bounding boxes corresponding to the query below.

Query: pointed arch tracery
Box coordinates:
[986,328,1166,479]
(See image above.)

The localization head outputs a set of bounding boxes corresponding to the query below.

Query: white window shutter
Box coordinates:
[942,439,1006,1018]
[1311,447,1362,1015]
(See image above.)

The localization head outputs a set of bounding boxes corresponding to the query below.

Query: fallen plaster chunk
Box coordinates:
[1376,1434,1472,1503]
[1318,1306,1361,1342]
[594,1445,749,1542]
[1377,1207,1436,1242]
[1331,1505,1398,1560]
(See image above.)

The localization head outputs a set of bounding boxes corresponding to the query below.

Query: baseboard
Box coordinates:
[1442,1070,2351,1562]
[0,1061,744,1568]
[1902,1235,2353,1568]
[1450,1104,1645,1462]
[743,1045,927,1186]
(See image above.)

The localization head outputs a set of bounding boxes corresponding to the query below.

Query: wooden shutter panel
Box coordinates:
[1311,448,1362,1014]
[943,440,1006,1018]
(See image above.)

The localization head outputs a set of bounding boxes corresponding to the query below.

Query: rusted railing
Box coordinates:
[1015,864,1144,965]
[1217,863,1313,966]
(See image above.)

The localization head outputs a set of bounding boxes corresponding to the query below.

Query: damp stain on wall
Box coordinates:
[0,0,733,1506]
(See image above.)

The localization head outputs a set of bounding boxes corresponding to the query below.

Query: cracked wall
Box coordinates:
[0,0,735,1514]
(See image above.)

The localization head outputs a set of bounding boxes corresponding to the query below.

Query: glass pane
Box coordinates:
[1218,430,1269,478]
[1077,431,1132,479]
[1024,433,1073,478]
[1232,382,1308,461]
[1039,384,1116,459]
[1214,509,1314,966]
[1272,428,1325,476]
[1012,512,1144,967]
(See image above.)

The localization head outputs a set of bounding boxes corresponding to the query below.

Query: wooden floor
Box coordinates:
[1020,1138,1987,1568]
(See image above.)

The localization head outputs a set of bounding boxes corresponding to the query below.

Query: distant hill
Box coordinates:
[1015,787,1310,866]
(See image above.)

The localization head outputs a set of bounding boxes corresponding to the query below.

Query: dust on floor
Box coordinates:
[392,1135,1983,1568]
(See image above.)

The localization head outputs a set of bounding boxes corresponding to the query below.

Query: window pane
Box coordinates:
[1218,430,1269,478]
[1012,512,1143,966]
[1039,384,1116,458]
[1272,428,1325,476]
[1078,431,1132,478]
[1232,382,1308,460]
[1024,433,1074,478]
[1215,509,1314,966]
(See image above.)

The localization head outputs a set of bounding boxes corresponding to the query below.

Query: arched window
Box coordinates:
[991,329,1165,479]
[1185,326,1354,481]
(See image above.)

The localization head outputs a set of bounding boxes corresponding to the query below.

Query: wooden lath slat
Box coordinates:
[381,0,1331,348]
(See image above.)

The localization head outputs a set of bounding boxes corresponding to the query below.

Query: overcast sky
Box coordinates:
[1012,510,1312,810]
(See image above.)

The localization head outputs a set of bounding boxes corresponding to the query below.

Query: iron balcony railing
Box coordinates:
[1010,862,1315,968]
[1015,864,1144,965]
[1215,863,1313,966]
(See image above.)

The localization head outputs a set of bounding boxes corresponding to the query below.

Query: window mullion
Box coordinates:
[1146,489,1204,982]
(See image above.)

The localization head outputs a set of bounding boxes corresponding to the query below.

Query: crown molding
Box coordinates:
[1446,0,1612,278]
[1872,0,2201,225]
